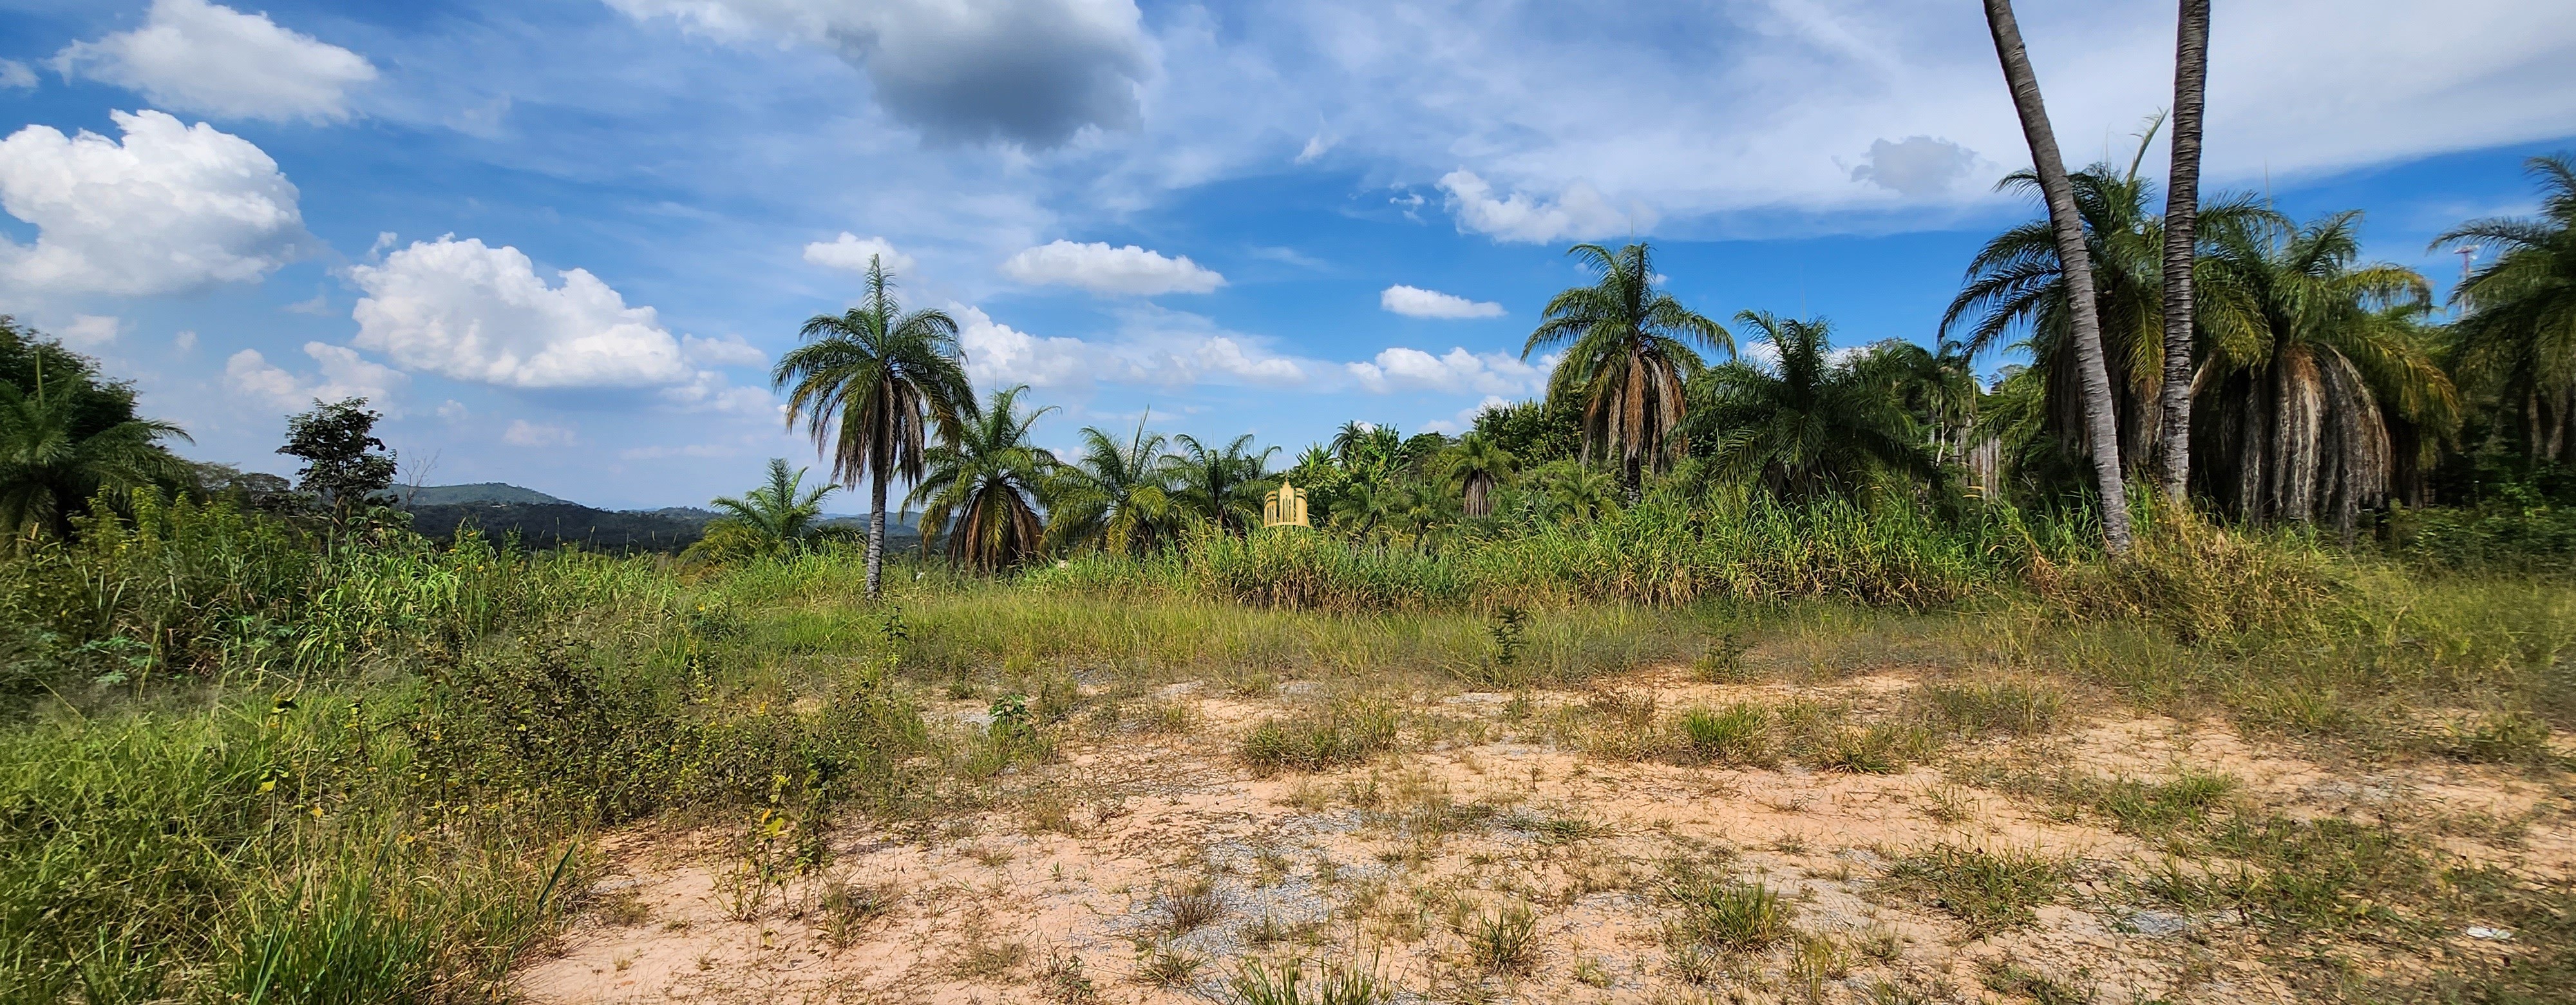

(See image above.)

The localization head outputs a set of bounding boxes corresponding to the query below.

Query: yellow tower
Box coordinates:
[1263,481,1311,528]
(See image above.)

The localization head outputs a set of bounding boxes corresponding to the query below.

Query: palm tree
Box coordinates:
[1524,242,1729,484]
[1692,312,1937,501]
[774,255,974,597]
[0,366,187,540]
[707,458,836,551]
[1980,0,2133,552]
[2193,211,2459,535]
[907,385,1055,573]
[1535,461,1621,526]
[2436,154,2576,462]
[1046,414,1181,555]
[1168,433,1276,535]
[2154,0,2214,501]
[1866,340,1982,467]
[1439,432,1515,518]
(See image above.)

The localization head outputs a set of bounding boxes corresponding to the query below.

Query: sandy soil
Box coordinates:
[516,666,2570,1004]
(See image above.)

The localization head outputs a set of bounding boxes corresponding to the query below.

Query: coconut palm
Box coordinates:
[707,458,836,551]
[1692,312,1937,501]
[2154,0,2214,501]
[2192,211,2459,535]
[1439,432,1515,518]
[1536,462,1622,525]
[909,385,1055,572]
[1046,415,1182,556]
[1979,0,2133,551]
[1168,433,1276,535]
[774,255,974,597]
[2436,154,2576,462]
[1524,242,1729,483]
[0,366,187,541]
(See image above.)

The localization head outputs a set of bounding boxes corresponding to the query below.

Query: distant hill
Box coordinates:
[402,483,572,506]
[395,486,925,555]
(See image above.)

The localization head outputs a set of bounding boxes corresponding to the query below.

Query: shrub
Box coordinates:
[1676,704,1770,764]
[1238,698,1400,775]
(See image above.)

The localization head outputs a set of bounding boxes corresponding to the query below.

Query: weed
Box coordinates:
[1136,946,1205,987]
[1664,877,1792,951]
[1980,959,2094,1004]
[1457,903,1539,973]
[1678,704,1770,763]
[1240,698,1401,775]
[1816,722,1929,774]
[2434,711,2555,764]
[1488,605,1530,667]
[1885,845,2069,935]
[1041,952,1099,1003]
[1694,630,1755,683]
[1913,679,2066,737]
[951,935,1030,981]
[818,881,893,949]
[1227,957,1388,1005]
[1573,956,1613,987]
[1159,877,1226,933]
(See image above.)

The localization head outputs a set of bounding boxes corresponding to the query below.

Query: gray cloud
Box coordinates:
[1849,136,1983,198]
[610,0,1149,149]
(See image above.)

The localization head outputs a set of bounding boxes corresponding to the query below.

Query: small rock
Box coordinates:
[2121,909,2188,937]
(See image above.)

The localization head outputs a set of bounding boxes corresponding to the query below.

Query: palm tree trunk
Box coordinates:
[2154,0,2210,504]
[1983,0,2134,553]
[866,468,887,597]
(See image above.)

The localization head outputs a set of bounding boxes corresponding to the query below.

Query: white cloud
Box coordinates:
[1379,284,1504,320]
[1001,240,1225,295]
[503,419,578,448]
[0,110,310,298]
[802,233,916,274]
[173,329,196,351]
[617,443,743,460]
[954,302,1305,389]
[436,399,467,423]
[657,371,775,414]
[1423,395,1513,436]
[349,236,695,390]
[1849,136,1985,198]
[605,0,1149,148]
[52,0,376,123]
[681,334,766,368]
[283,293,328,314]
[61,315,123,349]
[1437,171,1643,244]
[0,61,33,90]
[224,343,409,411]
[956,303,1095,388]
[1295,132,1335,164]
[1345,347,1544,396]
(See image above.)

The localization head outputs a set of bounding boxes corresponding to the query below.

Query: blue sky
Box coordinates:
[1,0,2571,509]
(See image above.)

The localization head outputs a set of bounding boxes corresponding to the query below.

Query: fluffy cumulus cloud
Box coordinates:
[606,0,1150,148]
[801,233,915,274]
[955,302,1303,389]
[1379,285,1503,320]
[349,236,695,390]
[1345,347,1543,396]
[225,342,410,410]
[61,315,124,349]
[52,0,376,123]
[1001,240,1224,295]
[1849,136,1985,198]
[1436,171,1643,244]
[0,110,310,298]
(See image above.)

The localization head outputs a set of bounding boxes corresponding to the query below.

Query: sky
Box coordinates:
[1,0,2571,510]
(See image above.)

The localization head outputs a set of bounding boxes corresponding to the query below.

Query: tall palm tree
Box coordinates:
[0,366,187,541]
[708,458,835,551]
[2436,154,2576,462]
[2193,211,2459,535]
[1980,0,2133,552]
[1046,414,1181,556]
[1439,432,1515,518]
[909,385,1054,573]
[1866,340,1982,467]
[1168,433,1276,535]
[774,255,974,597]
[1692,312,1937,501]
[1524,242,1729,484]
[2154,0,2214,501]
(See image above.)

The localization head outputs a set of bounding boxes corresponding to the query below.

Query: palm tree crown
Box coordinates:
[910,385,1054,572]
[1439,433,1515,518]
[708,458,836,549]
[1168,433,1276,535]
[1525,242,1730,481]
[773,255,974,595]
[1046,415,1181,556]
[1691,312,1937,501]
[2437,154,2576,462]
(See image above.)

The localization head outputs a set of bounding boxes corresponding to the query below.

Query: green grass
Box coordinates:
[1883,845,2070,936]
[1662,876,1792,952]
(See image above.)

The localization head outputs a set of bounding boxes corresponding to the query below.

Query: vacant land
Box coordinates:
[519,611,2573,1005]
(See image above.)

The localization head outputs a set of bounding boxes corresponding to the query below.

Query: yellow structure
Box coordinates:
[1262,481,1311,528]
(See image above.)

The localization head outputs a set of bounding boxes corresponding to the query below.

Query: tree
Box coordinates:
[2155,0,2213,501]
[909,385,1054,572]
[1980,0,2134,552]
[1524,242,1729,484]
[1690,312,1938,501]
[774,255,974,597]
[1439,433,1515,518]
[2193,211,2459,535]
[279,397,397,534]
[2436,154,2576,463]
[1046,415,1181,556]
[1168,433,1276,535]
[708,458,836,553]
[1532,461,1621,526]
[0,362,187,540]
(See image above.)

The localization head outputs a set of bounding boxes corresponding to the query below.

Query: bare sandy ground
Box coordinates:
[516,666,2569,1004]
